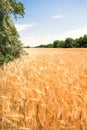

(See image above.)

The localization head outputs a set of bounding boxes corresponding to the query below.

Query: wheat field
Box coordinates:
[0,48,87,130]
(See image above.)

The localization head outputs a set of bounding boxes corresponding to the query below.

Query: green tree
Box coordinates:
[63,38,75,48]
[53,40,58,48]
[76,35,87,47]
[53,40,64,48]
[45,43,53,48]
[0,0,25,65]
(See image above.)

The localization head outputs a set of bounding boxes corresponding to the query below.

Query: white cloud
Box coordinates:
[51,15,63,20]
[64,28,87,39]
[21,35,62,47]
[15,23,35,32]
[20,27,87,47]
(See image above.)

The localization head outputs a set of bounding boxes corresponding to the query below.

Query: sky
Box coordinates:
[15,0,87,47]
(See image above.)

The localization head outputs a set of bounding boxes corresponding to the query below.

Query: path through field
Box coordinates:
[0,48,87,130]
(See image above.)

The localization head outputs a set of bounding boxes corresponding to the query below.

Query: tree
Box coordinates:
[35,35,87,48]
[76,35,87,47]
[0,0,25,65]
[53,40,64,48]
[63,38,75,48]
[53,40,59,48]
[46,43,53,48]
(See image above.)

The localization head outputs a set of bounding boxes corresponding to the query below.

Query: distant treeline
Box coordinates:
[35,35,87,48]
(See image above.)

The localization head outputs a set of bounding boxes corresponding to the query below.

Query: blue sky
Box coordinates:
[15,0,87,47]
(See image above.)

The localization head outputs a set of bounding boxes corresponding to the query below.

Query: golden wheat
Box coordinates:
[0,48,87,130]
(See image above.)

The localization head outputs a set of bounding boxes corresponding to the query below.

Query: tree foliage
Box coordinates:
[36,43,53,48]
[53,40,64,48]
[35,35,87,48]
[0,0,25,65]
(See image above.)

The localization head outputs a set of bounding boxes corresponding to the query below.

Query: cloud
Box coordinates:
[64,28,87,39]
[20,35,63,47]
[15,23,35,32]
[51,15,63,20]
[20,27,87,47]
